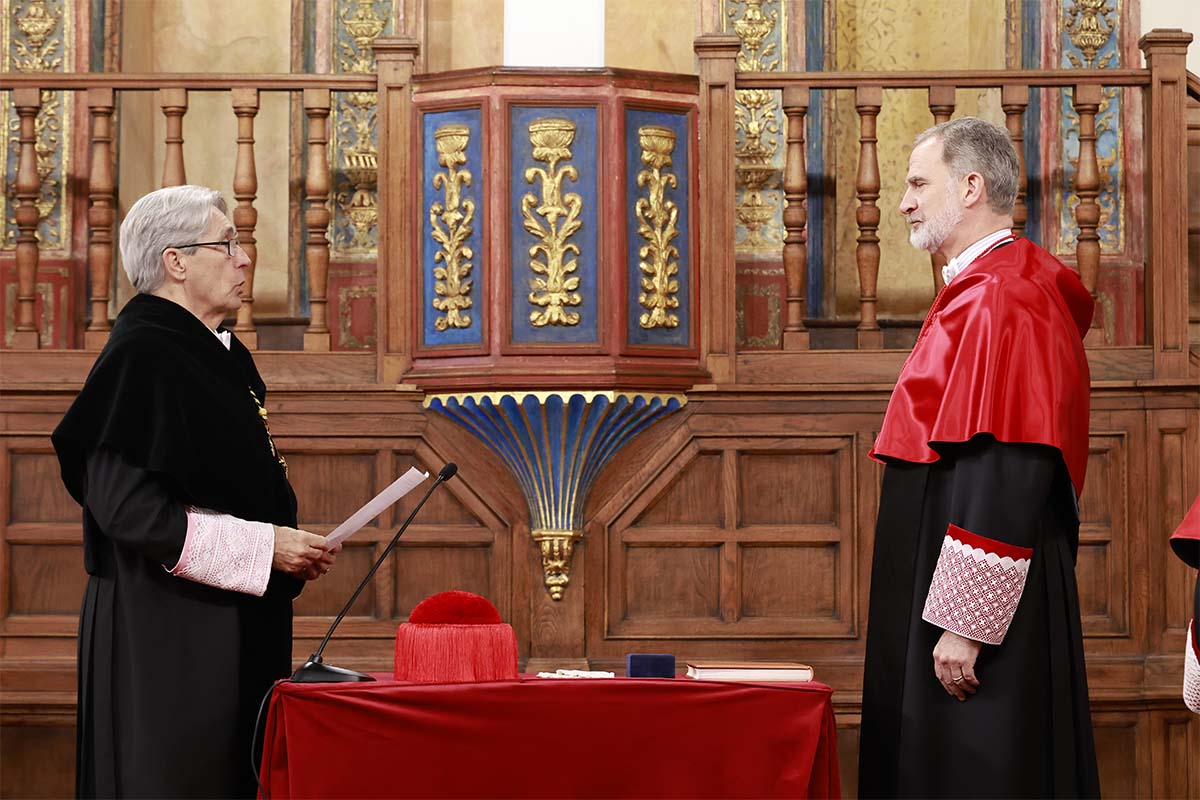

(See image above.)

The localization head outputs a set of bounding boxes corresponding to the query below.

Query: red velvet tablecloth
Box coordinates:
[259,676,839,799]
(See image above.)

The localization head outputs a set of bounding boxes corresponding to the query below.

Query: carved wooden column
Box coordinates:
[1071,82,1103,343]
[1139,29,1193,379]
[694,34,741,381]
[11,87,42,349]
[1001,84,1029,240]
[928,85,955,294]
[85,88,116,349]
[374,36,421,383]
[781,85,809,350]
[855,85,883,349]
[232,88,260,349]
[303,88,332,351]
[160,88,188,187]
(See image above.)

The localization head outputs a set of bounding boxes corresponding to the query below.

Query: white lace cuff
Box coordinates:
[168,508,274,596]
[921,524,1032,646]
[1185,620,1200,714]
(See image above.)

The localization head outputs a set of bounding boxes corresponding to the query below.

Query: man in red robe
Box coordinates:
[858,117,1100,797]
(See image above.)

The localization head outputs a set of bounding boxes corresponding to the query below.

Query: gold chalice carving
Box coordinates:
[430,123,475,330]
[522,118,584,327]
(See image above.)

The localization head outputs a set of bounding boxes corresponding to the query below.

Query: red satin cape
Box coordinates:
[870,237,1094,495]
[1170,495,1200,568]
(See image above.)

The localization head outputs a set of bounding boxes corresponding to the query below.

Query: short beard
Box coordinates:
[908,189,964,252]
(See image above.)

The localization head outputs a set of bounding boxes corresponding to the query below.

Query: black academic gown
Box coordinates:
[859,436,1100,798]
[53,294,301,799]
[860,238,1099,798]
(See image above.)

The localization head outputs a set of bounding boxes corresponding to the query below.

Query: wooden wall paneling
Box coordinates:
[1146,404,1200,688]
[0,723,75,800]
[2,442,85,640]
[1151,709,1199,799]
[835,713,860,800]
[1075,427,1132,640]
[1091,710,1151,798]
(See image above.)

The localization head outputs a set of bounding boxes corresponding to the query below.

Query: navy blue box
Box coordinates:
[625,653,675,678]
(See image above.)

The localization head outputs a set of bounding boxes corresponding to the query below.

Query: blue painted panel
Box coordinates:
[421,107,484,347]
[625,109,691,348]
[509,106,600,345]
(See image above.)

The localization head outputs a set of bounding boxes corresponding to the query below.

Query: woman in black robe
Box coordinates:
[53,186,336,798]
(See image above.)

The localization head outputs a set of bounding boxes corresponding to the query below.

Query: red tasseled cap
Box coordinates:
[408,590,502,624]
[394,591,518,683]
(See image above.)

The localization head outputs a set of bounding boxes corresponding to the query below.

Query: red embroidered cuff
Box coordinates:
[1185,620,1200,714]
[168,508,274,596]
[921,523,1033,646]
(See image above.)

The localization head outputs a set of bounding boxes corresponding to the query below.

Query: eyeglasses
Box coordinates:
[163,238,242,257]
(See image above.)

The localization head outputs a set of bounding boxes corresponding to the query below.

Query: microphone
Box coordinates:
[290,462,458,682]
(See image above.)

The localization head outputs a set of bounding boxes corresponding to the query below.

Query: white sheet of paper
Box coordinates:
[324,466,429,547]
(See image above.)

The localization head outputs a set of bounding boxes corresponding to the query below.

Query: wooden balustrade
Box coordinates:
[1001,84,1029,240]
[1072,82,1103,343]
[303,88,332,351]
[160,88,188,187]
[11,87,42,349]
[781,85,809,350]
[231,88,260,349]
[854,86,883,350]
[927,85,956,294]
[85,88,116,349]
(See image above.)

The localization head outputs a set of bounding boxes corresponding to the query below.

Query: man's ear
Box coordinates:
[962,172,987,209]
[162,249,185,281]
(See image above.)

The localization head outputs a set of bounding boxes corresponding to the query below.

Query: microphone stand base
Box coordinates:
[290,658,376,683]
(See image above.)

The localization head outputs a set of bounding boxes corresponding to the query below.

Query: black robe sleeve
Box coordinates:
[85,448,186,569]
[920,434,1070,645]
[946,434,1063,550]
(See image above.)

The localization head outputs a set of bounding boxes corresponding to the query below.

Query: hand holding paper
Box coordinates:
[325,467,429,547]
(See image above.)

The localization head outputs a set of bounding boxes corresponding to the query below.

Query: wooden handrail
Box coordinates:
[735,68,1151,89]
[0,73,377,90]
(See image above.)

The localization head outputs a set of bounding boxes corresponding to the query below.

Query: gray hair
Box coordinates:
[119,185,228,293]
[913,117,1019,214]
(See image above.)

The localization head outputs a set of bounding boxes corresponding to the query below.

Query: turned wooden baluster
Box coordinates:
[781,85,809,350]
[232,88,260,349]
[85,88,116,349]
[160,88,188,187]
[855,86,883,349]
[11,88,43,349]
[1072,83,1104,342]
[1001,84,1029,240]
[927,85,956,294]
[303,88,332,351]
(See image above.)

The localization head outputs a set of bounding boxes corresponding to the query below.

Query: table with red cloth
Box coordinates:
[259,675,840,799]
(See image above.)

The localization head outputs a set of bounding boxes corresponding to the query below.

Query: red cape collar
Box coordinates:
[870,238,1094,495]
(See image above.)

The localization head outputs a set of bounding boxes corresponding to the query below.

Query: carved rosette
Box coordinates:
[429,124,475,330]
[522,119,584,327]
[635,126,681,329]
[2,0,71,252]
[424,392,685,599]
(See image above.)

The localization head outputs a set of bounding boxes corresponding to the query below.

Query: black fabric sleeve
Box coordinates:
[942,434,1063,550]
[85,448,187,568]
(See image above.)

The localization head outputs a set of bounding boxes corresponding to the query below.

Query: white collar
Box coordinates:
[942,228,1014,286]
[213,328,231,350]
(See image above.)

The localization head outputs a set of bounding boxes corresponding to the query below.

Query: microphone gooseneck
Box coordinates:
[289,463,457,683]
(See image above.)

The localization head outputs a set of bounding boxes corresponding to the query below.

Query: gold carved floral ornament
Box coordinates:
[429,124,475,330]
[522,118,583,327]
[1065,0,1116,68]
[634,126,681,329]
